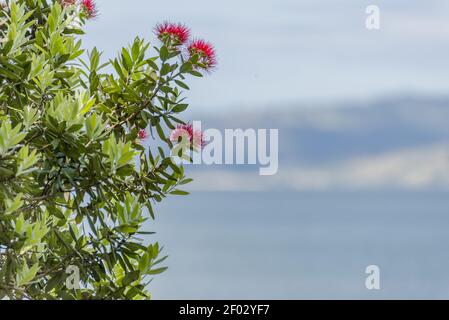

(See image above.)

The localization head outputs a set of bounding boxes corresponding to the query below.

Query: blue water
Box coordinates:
[146,191,449,299]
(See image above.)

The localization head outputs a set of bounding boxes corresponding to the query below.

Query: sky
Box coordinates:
[83,0,449,192]
[83,0,449,112]
[77,1,449,298]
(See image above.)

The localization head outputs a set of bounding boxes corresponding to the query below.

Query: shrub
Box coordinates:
[0,0,215,299]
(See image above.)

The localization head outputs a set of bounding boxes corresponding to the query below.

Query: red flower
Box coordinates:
[81,0,97,19]
[188,39,217,70]
[192,129,207,149]
[138,129,148,141]
[155,22,190,45]
[170,124,193,142]
[170,124,207,149]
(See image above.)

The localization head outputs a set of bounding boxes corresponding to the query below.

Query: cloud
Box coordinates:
[186,143,449,191]
[387,13,449,40]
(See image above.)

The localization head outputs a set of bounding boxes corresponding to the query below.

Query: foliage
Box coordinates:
[0,0,211,299]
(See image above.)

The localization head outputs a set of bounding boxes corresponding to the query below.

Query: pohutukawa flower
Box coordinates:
[155,22,190,45]
[138,129,148,141]
[170,124,193,142]
[170,124,206,149]
[192,129,207,149]
[188,39,217,71]
[81,0,97,19]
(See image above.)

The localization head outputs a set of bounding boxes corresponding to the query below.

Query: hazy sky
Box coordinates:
[83,0,449,112]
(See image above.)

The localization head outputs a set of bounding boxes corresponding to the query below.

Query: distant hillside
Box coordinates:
[184,95,449,191]
[195,95,449,166]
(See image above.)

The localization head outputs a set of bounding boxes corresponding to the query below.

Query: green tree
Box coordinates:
[0,0,215,299]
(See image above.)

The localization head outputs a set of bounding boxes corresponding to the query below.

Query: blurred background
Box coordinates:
[86,0,449,298]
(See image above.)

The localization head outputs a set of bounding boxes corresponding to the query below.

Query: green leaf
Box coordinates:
[172,104,188,113]
[159,46,169,61]
[170,189,190,196]
[175,80,190,90]
[17,263,40,287]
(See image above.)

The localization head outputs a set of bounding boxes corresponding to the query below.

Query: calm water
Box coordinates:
[146,191,449,299]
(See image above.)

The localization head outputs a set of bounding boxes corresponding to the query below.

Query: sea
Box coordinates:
[145,191,449,299]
